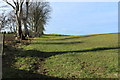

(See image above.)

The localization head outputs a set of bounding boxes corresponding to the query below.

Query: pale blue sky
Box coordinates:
[0,2,118,35]
[45,2,118,35]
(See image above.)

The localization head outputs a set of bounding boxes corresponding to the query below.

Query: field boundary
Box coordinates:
[0,33,3,80]
[0,34,3,55]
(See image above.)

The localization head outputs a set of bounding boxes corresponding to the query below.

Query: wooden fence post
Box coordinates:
[2,33,4,55]
[0,33,3,79]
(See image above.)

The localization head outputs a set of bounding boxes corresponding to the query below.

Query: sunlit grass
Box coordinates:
[4,33,118,78]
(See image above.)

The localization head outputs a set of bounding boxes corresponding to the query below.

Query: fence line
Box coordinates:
[0,34,3,55]
[0,33,3,79]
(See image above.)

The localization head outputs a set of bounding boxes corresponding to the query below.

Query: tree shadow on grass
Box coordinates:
[46,33,115,41]
[18,46,119,58]
[48,35,98,41]
[2,67,66,79]
[32,41,83,45]
[2,45,119,79]
[2,45,67,79]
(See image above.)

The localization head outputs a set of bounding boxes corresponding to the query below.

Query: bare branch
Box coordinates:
[20,0,24,5]
[20,0,24,9]
[3,0,15,9]
[12,0,17,6]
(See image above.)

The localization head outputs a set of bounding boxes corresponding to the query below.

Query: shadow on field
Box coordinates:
[3,67,66,79]
[2,33,119,79]
[3,45,119,79]
[32,41,83,45]
[2,46,67,79]
[48,35,98,41]
[45,33,116,41]
[12,46,120,58]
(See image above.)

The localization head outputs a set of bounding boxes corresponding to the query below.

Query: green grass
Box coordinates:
[3,33,119,79]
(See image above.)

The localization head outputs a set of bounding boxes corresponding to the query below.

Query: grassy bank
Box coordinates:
[3,33,119,79]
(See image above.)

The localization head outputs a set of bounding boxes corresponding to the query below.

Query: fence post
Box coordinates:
[3,33,4,55]
[0,33,3,79]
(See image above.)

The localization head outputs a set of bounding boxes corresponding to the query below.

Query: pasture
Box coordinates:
[3,33,119,79]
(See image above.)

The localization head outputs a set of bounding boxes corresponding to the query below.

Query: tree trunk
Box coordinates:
[23,20,29,37]
[16,2,25,40]
[23,2,29,38]
[16,14,25,40]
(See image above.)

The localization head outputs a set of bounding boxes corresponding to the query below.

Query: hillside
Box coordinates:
[3,33,119,79]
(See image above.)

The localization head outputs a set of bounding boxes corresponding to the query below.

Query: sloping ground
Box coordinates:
[3,33,119,79]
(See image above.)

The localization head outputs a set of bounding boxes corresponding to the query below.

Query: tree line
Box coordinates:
[0,0,51,40]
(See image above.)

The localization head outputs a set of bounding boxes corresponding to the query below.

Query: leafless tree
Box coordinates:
[28,2,51,37]
[3,0,51,38]
[3,0,30,40]
[7,11,16,33]
[0,11,8,32]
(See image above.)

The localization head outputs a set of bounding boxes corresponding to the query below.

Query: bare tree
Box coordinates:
[28,2,51,37]
[0,11,16,33]
[7,11,16,33]
[3,0,51,38]
[0,11,8,32]
[3,0,29,39]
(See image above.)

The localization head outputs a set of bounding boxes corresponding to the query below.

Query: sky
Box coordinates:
[45,2,118,35]
[0,1,118,35]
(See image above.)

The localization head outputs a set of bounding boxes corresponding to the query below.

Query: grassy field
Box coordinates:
[3,33,119,79]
